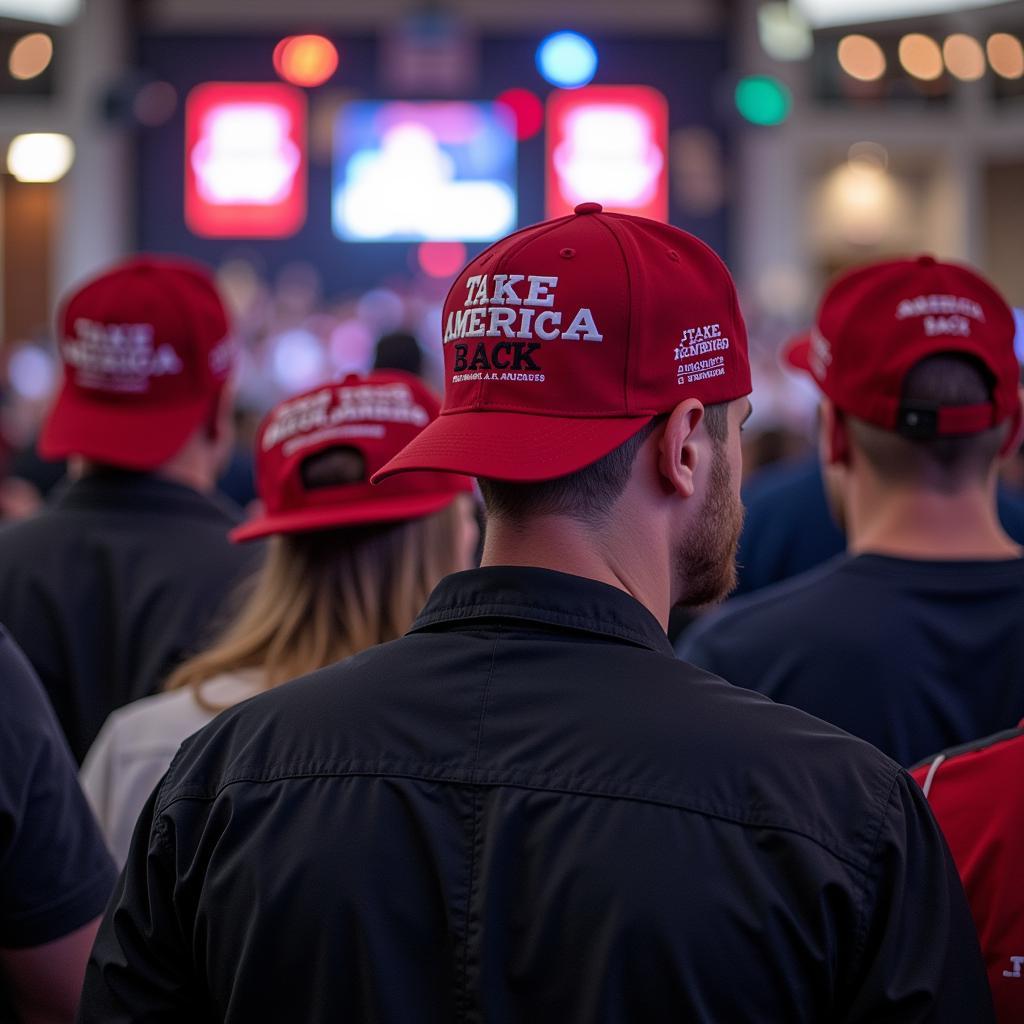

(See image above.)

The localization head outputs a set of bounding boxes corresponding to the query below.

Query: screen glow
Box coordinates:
[546,86,668,221]
[333,101,516,242]
[185,83,307,238]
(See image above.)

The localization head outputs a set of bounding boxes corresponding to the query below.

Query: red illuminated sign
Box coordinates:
[546,85,669,221]
[185,82,307,238]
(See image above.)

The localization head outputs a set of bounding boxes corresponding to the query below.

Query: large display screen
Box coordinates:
[332,101,517,242]
[546,85,668,222]
[185,82,307,239]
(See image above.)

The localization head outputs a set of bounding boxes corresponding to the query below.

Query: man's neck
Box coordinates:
[481,516,673,630]
[846,477,1020,560]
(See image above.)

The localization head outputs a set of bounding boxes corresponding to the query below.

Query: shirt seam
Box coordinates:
[850,768,901,970]
[156,761,887,876]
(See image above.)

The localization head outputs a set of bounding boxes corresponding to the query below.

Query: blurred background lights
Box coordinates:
[898,34,944,81]
[837,35,887,82]
[847,140,889,168]
[536,31,598,89]
[9,32,53,81]
[273,35,339,88]
[0,0,79,23]
[132,80,178,127]
[822,160,899,246]
[987,33,1024,80]
[417,241,467,279]
[269,327,327,392]
[735,75,792,126]
[8,346,56,401]
[757,2,812,62]
[6,133,74,183]
[942,34,985,81]
[496,88,544,140]
[328,319,374,376]
[356,288,406,333]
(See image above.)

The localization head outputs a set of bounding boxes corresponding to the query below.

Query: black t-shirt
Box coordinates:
[0,472,262,761]
[681,554,1024,766]
[734,456,1024,596]
[0,627,115,1021]
[80,567,991,1022]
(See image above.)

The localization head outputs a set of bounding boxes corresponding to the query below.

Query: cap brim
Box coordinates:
[39,384,211,470]
[782,332,813,375]
[230,490,462,543]
[372,410,655,484]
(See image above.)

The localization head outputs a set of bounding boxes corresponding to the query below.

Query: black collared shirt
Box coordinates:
[0,472,261,761]
[81,567,991,1023]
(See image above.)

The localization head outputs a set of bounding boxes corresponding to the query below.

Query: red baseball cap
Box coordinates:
[374,202,751,483]
[785,256,1019,438]
[232,372,472,542]
[40,255,235,470]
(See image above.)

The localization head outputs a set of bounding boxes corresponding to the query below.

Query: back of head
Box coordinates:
[372,205,754,611]
[787,256,1020,498]
[373,331,424,378]
[849,353,1008,491]
[40,255,235,474]
[167,371,474,703]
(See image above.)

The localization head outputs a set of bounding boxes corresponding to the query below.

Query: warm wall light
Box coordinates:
[837,35,886,82]
[758,2,813,61]
[7,133,74,182]
[899,34,944,81]
[943,34,986,81]
[9,32,53,81]
[987,33,1024,80]
[273,35,338,88]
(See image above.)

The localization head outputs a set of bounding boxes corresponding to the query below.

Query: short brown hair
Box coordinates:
[479,402,728,525]
[849,353,1007,488]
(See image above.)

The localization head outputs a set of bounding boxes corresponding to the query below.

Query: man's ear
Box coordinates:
[820,399,850,466]
[657,398,706,499]
[998,388,1024,458]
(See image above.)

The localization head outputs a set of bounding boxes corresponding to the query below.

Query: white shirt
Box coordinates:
[80,670,262,866]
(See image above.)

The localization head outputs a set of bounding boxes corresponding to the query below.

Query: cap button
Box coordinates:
[574,202,603,215]
[917,255,937,267]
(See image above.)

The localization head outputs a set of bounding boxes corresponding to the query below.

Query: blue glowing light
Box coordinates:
[536,31,598,89]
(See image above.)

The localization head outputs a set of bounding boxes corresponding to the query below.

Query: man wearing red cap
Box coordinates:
[0,256,260,761]
[81,212,990,1021]
[681,256,1024,768]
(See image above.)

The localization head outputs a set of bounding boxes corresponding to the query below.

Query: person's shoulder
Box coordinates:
[0,506,67,558]
[0,625,51,722]
[912,724,1024,787]
[685,555,851,646]
[633,656,906,870]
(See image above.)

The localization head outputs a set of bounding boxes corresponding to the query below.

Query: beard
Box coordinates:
[674,440,744,609]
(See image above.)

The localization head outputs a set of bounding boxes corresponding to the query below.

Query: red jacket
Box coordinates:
[913,723,1024,1023]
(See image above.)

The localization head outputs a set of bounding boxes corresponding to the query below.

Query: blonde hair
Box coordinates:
[165,501,463,712]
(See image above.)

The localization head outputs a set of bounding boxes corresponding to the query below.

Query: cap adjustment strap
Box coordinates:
[897,401,997,439]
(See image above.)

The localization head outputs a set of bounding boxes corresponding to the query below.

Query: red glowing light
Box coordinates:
[185,82,307,238]
[417,241,468,279]
[273,35,339,88]
[496,88,544,141]
[546,85,668,221]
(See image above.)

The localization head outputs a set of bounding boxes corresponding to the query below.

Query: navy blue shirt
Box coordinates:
[735,456,1024,595]
[0,628,115,1021]
[681,554,1024,766]
[80,567,990,1022]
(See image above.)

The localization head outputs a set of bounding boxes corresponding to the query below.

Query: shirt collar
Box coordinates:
[410,566,674,656]
[52,471,243,524]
